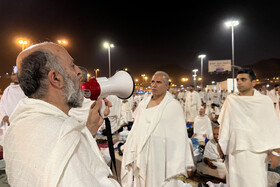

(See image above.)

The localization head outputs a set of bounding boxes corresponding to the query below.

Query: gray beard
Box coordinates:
[63,74,84,108]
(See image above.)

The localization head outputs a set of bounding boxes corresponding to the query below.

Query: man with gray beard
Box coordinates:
[3,42,120,187]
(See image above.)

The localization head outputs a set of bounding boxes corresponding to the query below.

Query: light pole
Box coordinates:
[192,69,198,87]
[18,40,28,51]
[225,19,239,92]
[94,69,99,77]
[103,42,114,77]
[198,54,206,88]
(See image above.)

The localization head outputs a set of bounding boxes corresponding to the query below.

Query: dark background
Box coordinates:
[1,1,280,87]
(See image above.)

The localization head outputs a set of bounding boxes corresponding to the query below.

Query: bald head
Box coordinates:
[16,42,70,74]
[199,107,205,116]
[17,41,84,111]
[17,42,75,98]
[213,126,219,142]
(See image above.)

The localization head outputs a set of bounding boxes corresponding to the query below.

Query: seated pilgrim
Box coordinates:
[192,107,213,144]
[207,103,220,126]
[197,126,226,180]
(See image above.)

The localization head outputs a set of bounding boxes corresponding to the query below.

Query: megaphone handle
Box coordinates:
[99,99,106,118]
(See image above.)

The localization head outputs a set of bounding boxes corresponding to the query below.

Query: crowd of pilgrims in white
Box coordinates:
[0,79,279,185]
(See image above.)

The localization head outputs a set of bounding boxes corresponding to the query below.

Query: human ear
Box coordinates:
[48,70,64,88]
[252,80,257,87]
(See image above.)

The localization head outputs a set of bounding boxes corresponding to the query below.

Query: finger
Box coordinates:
[90,100,97,109]
[92,99,102,112]
[98,117,104,126]
[103,98,112,107]
[103,106,110,117]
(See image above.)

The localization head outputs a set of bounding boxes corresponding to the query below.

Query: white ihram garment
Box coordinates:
[4,98,120,187]
[268,89,278,104]
[193,115,213,142]
[204,139,223,161]
[0,83,26,146]
[69,97,94,122]
[121,96,134,123]
[207,91,214,103]
[121,92,194,187]
[218,90,280,187]
[202,139,226,179]
[276,94,280,119]
[184,91,201,122]
[99,95,123,133]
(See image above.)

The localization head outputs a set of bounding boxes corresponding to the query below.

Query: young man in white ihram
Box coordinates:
[218,69,280,187]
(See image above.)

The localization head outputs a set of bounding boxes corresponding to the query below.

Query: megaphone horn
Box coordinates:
[81,70,135,101]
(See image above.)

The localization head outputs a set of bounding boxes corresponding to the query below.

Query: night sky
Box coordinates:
[1,1,280,83]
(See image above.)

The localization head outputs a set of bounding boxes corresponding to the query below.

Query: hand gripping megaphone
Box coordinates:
[81,70,135,101]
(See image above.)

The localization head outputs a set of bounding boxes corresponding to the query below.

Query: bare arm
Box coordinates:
[268,148,280,169]
[203,157,217,169]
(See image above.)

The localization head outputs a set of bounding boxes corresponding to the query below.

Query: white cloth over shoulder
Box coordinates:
[0,83,26,146]
[218,89,280,187]
[204,139,223,162]
[4,98,120,187]
[121,92,194,187]
[69,97,94,122]
[218,89,280,155]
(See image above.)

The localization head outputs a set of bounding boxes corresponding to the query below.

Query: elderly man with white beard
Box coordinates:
[3,42,120,187]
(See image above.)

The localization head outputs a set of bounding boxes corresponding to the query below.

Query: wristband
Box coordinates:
[272,151,280,157]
